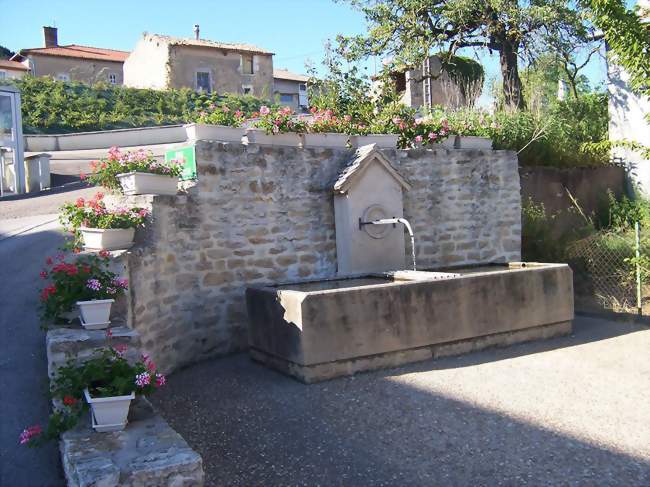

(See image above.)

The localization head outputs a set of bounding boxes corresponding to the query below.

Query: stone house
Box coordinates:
[11,27,129,85]
[273,68,309,110]
[0,59,30,80]
[123,32,274,99]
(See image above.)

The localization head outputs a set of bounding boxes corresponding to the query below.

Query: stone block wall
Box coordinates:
[110,141,521,373]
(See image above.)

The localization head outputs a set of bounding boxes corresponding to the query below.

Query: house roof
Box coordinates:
[146,34,273,55]
[0,59,30,71]
[274,69,309,83]
[334,144,411,194]
[16,45,130,63]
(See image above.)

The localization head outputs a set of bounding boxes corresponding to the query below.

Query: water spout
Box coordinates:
[359,217,417,271]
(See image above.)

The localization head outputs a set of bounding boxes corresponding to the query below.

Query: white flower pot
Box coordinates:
[77,299,114,329]
[84,388,135,432]
[349,134,399,149]
[80,227,135,251]
[302,133,349,148]
[184,123,246,143]
[245,129,303,147]
[116,172,178,196]
[457,136,492,150]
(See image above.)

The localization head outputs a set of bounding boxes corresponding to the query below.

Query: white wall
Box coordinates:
[123,36,170,89]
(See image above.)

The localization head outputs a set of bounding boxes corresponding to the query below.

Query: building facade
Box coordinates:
[273,69,309,111]
[0,59,30,80]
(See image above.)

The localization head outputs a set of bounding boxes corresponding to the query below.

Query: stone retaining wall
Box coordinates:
[112,142,521,373]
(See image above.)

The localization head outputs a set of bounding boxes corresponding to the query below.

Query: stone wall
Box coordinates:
[112,142,521,373]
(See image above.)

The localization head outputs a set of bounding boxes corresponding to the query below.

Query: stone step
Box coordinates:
[46,325,140,379]
[60,398,204,486]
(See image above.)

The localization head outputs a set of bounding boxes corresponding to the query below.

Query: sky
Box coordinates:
[0,0,609,103]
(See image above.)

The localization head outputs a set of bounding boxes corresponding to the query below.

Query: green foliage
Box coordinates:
[0,45,14,60]
[39,253,127,323]
[596,190,650,230]
[12,76,268,134]
[521,198,580,262]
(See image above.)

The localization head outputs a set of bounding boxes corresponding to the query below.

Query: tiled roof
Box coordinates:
[273,69,309,82]
[0,59,30,71]
[147,34,273,55]
[19,45,130,63]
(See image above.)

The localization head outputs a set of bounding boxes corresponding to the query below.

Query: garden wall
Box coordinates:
[110,142,521,373]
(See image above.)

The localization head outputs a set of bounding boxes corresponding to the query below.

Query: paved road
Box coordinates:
[0,215,66,486]
[152,317,650,486]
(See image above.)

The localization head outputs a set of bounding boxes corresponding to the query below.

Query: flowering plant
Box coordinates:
[251,105,307,134]
[60,193,148,231]
[20,335,165,446]
[39,252,128,323]
[446,109,495,137]
[305,108,367,135]
[84,147,183,191]
[196,104,246,127]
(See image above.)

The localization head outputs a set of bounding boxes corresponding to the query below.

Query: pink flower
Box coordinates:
[146,360,156,372]
[344,115,352,122]
[138,209,149,218]
[259,106,270,116]
[428,132,438,141]
[113,344,128,358]
[19,425,42,445]
[415,135,423,143]
[135,372,151,387]
[155,373,166,387]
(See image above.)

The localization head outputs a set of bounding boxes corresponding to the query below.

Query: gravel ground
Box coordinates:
[152,316,650,486]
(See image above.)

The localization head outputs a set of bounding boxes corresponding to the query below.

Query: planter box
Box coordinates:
[349,134,399,149]
[116,172,178,196]
[77,299,114,329]
[184,123,245,143]
[84,388,135,432]
[457,136,492,150]
[245,129,303,147]
[80,227,135,251]
[440,136,458,148]
[302,133,349,148]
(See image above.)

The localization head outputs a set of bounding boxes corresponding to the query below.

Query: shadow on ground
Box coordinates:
[152,318,650,486]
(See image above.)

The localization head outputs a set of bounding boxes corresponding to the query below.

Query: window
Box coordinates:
[56,73,70,82]
[242,85,253,95]
[279,94,294,103]
[196,71,211,93]
[108,73,117,85]
[391,71,407,93]
[299,83,307,92]
[242,55,254,75]
[0,71,6,80]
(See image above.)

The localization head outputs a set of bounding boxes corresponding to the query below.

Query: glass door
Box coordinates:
[0,87,25,196]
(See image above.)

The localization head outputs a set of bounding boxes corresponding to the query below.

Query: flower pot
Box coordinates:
[349,134,399,149]
[77,299,114,329]
[302,133,350,148]
[84,388,135,432]
[116,172,178,196]
[441,136,458,148]
[80,227,135,251]
[457,136,492,150]
[245,129,303,147]
[184,123,246,143]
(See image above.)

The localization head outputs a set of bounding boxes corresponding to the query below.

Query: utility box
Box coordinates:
[24,153,51,192]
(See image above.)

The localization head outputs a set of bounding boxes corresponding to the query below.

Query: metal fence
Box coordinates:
[567,222,644,315]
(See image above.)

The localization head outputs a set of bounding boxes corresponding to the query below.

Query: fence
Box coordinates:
[568,222,645,315]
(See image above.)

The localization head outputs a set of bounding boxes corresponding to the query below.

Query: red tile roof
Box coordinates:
[0,59,30,71]
[19,45,130,63]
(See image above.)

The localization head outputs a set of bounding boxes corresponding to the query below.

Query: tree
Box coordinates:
[336,0,595,109]
[0,45,14,60]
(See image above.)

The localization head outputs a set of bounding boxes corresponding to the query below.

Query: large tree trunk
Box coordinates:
[499,40,526,109]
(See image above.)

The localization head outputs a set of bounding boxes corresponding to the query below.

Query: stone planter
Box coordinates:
[80,227,135,251]
[184,123,245,143]
[245,129,303,147]
[457,136,492,150]
[84,388,135,432]
[349,134,399,149]
[302,133,350,148]
[116,172,178,196]
[77,299,114,329]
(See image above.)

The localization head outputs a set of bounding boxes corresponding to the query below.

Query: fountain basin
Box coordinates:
[246,263,574,383]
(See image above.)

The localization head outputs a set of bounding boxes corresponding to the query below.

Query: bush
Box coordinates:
[13,76,269,134]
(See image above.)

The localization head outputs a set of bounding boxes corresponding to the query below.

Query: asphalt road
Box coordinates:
[0,215,66,486]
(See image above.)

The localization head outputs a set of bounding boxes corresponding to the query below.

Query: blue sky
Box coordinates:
[1,0,608,99]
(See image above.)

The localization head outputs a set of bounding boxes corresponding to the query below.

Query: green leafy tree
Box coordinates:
[0,45,14,60]
[336,0,595,109]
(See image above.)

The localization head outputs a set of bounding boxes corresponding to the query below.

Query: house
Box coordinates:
[11,27,129,84]
[607,1,650,193]
[124,29,274,99]
[273,69,309,110]
[375,55,478,111]
[0,59,30,80]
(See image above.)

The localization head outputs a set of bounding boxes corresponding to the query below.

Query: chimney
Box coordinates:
[43,26,58,47]
[193,24,200,40]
